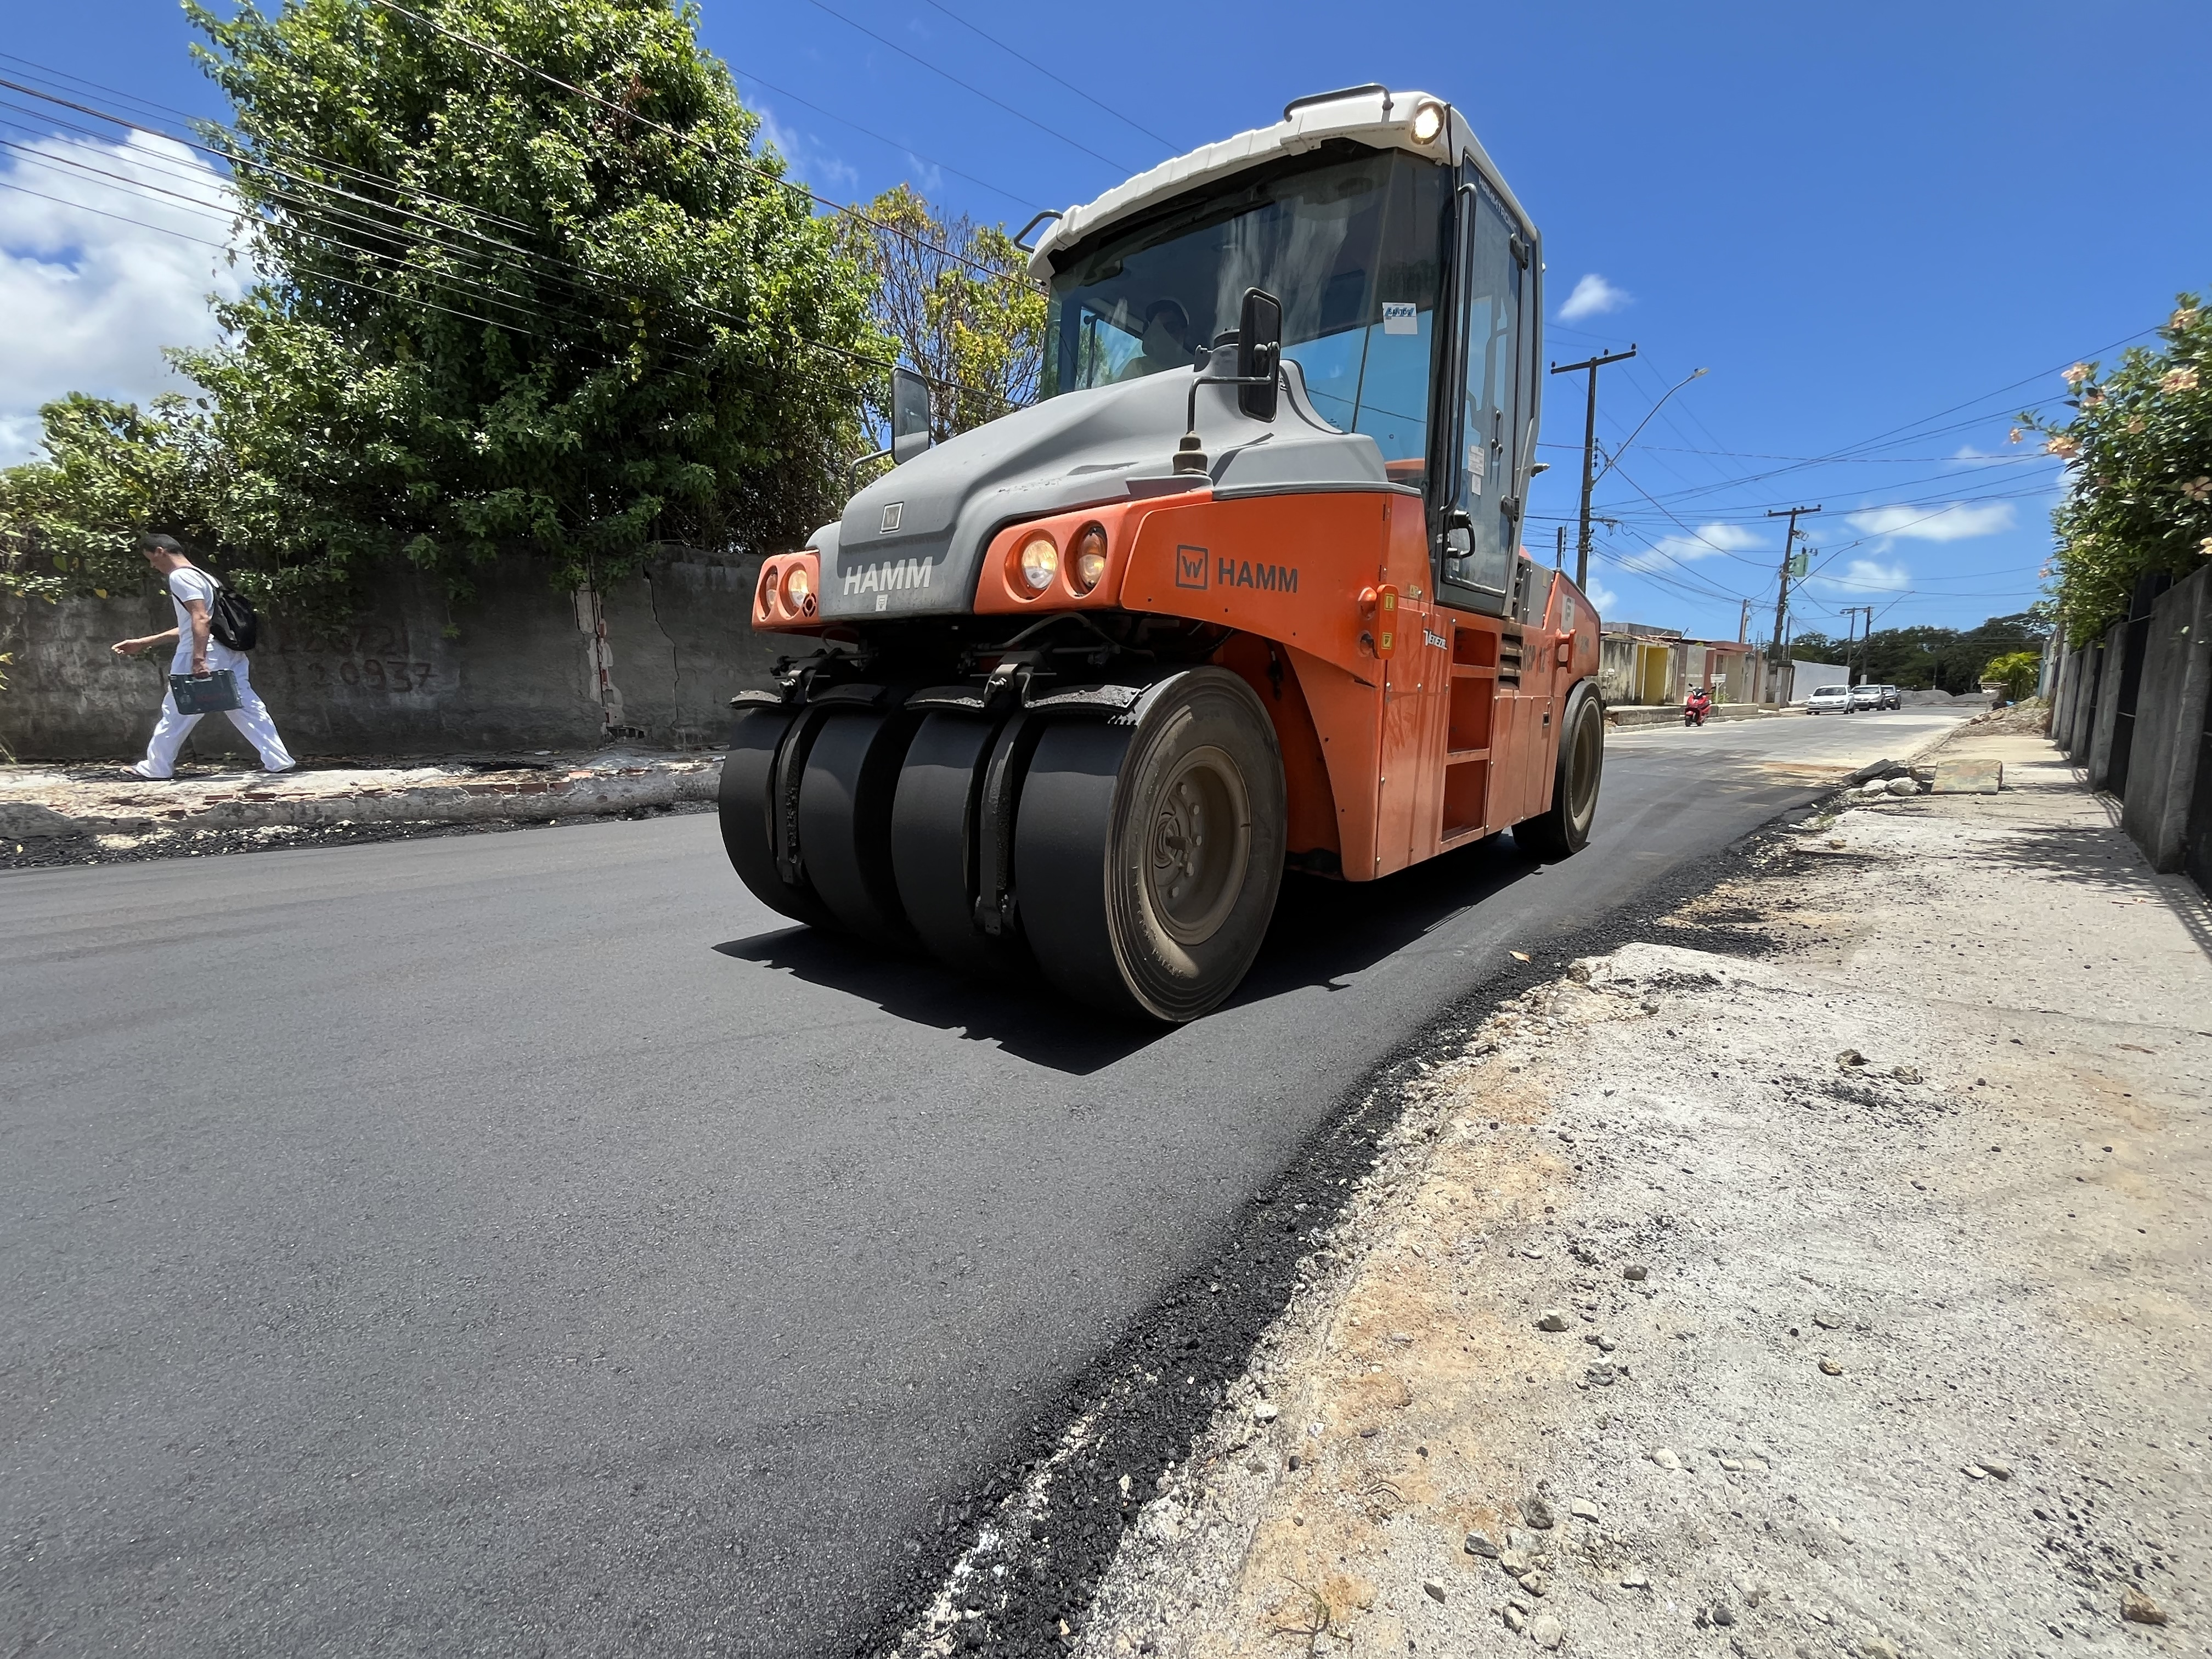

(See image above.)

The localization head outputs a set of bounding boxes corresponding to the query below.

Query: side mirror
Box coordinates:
[891,366,933,465]
[1236,287,1282,422]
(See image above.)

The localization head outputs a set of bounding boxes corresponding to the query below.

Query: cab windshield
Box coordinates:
[1042,146,1451,484]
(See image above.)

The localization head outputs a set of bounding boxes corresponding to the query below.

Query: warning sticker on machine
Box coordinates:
[1383,302,1418,335]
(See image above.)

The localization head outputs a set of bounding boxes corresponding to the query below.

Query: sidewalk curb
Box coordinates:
[1605,703,1807,729]
[1,759,723,841]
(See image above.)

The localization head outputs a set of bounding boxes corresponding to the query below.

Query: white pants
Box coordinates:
[139,657,295,777]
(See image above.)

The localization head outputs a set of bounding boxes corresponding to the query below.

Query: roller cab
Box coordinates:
[723,87,1603,1022]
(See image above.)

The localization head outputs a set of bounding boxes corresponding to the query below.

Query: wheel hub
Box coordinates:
[1144,746,1250,945]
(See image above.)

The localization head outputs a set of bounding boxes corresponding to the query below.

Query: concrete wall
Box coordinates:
[1783,660,1846,703]
[2048,644,2080,751]
[0,548,785,760]
[2118,564,2211,882]
[2053,565,2212,898]
[2061,639,2105,763]
[2085,617,2129,791]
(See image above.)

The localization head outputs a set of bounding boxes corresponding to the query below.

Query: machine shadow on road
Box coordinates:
[712,836,1545,1072]
[712,929,1166,1074]
[1230,832,1544,1005]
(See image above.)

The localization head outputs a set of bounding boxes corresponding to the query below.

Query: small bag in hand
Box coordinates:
[171,670,242,715]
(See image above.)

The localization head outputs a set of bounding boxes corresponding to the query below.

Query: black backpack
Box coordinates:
[207,581,259,651]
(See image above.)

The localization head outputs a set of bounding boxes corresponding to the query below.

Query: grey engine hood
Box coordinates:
[815,350,1396,622]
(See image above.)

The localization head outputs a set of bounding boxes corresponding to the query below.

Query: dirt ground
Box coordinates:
[1069,728,2211,1659]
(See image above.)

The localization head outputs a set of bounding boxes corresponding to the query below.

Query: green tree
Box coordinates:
[1790,610,2052,691]
[1982,650,2040,702]
[2,0,885,603]
[2024,294,2211,645]
[838,185,1043,445]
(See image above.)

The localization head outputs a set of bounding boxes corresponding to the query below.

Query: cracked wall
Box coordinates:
[0,548,786,759]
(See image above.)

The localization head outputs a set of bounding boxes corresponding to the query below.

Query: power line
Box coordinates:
[1614,337,2154,512]
[800,0,1134,174]
[0,157,1015,415]
[916,0,1180,151]
[367,0,1043,294]
[0,52,536,235]
[724,63,1041,215]
[0,66,1033,414]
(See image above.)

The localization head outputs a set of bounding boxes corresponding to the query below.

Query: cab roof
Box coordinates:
[1024,86,1536,281]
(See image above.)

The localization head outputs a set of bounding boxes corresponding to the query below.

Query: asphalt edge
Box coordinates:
[854,749,1951,1658]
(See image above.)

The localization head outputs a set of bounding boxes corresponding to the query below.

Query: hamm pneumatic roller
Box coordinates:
[721,86,1604,1022]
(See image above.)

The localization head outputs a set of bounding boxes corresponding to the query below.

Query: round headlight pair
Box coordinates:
[1011,522,1109,599]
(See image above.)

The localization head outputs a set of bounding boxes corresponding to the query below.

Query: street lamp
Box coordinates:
[1595,366,1709,483]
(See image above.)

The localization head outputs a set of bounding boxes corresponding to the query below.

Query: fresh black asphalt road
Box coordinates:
[0,709,1965,1656]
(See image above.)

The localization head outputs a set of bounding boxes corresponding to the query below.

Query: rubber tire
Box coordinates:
[890,712,1034,977]
[718,706,838,929]
[797,709,923,950]
[1017,668,1286,1023]
[1515,681,1604,861]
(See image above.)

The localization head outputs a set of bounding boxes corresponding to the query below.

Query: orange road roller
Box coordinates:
[723,85,1603,1021]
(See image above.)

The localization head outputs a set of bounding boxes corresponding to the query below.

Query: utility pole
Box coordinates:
[1555,524,1566,571]
[1853,606,1877,684]
[1765,504,1821,696]
[1738,599,1752,645]
[1843,606,1859,684]
[1550,345,1637,592]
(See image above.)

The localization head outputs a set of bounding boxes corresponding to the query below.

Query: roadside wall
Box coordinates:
[1783,659,1845,702]
[0,548,783,759]
[2086,616,2129,791]
[2116,564,2212,890]
[2059,564,2211,898]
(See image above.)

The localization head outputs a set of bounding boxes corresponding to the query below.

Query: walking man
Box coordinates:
[110,534,295,780]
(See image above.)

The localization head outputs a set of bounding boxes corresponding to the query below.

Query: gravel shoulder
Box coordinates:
[1065,725,2211,1658]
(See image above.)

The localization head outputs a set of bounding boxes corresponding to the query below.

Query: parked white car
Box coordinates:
[1807,685,1853,714]
[1849,684,1884,712]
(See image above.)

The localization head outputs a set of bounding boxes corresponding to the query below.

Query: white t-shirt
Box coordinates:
[167,566,242,674]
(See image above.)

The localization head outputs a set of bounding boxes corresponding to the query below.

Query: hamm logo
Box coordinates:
[1174,545,1209,589]
[841,556,934,596]
[1217,557,1298,593]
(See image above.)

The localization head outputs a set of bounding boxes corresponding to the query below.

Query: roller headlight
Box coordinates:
[1069,523,1108,594]
[1409,100,1445,145]
[781,562,813,616]
[1017,532,1058,592]
[758,563,780,616]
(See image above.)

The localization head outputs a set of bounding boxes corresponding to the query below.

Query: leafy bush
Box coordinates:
[1,0,887,607]
[2025,295,2211,645]
[1982,650,2041,702]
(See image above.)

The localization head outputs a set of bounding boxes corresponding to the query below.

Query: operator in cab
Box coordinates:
[1116,298,1196,380]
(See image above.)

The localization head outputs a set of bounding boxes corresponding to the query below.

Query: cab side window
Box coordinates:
[1440,173,1525,607]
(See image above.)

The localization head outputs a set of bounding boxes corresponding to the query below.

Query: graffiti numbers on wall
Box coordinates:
[303,658,438,695]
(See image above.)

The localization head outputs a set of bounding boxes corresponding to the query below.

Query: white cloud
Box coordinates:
[1557,273,1630,323]
[1832,557,1911,592]
[902,153,945,198]
[1844,501,2016,541]
[0,129,246,463]
[754,105,859,195]
[1583,574,1620,612]
[1621,521,1763,572]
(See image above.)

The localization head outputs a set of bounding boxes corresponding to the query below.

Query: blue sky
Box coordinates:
[4,1,2206,642]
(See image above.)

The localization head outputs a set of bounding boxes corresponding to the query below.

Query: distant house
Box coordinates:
[1598,622,1685,706]
[1683,639,1766,704]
